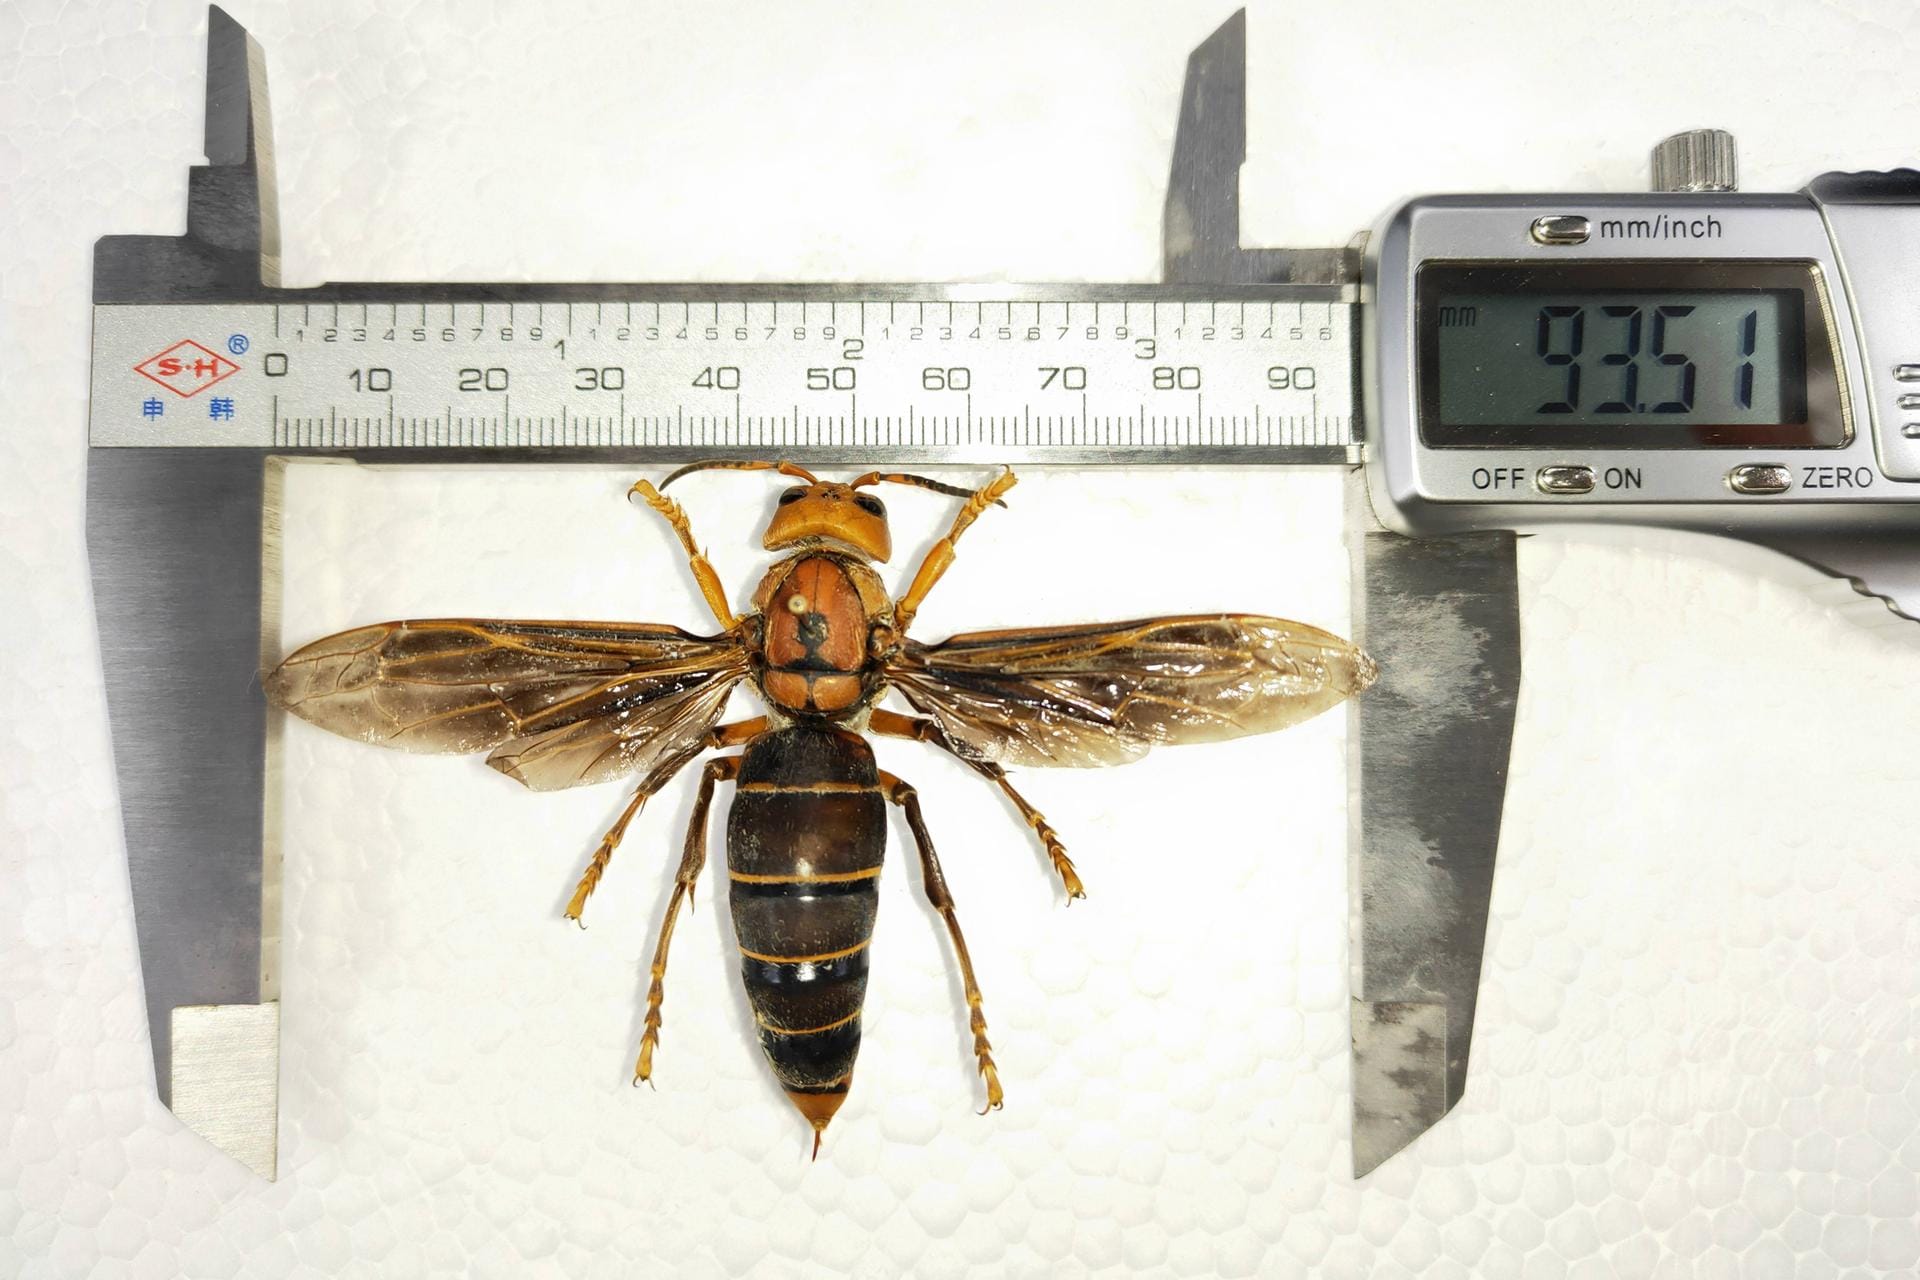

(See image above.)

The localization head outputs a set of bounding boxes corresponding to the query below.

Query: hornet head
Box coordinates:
[657,460,993,564]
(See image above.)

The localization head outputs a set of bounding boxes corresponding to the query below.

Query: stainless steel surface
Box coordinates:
[1528,214,1591,245]
[1896,363,1920,381]
[87,7,286,1179]
[1729,463,1793,494]
[1650,128,1739,192]
[95,7,278,302]
[1161,9,1356,287]
[1807,171,1920,481]
[87,449,281,1174]
[1534,464,1595,494]
[1348,472,1521,1177]
[170,1002,280,1179]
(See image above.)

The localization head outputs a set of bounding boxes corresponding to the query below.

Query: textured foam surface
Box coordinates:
[4,1,1919,1276]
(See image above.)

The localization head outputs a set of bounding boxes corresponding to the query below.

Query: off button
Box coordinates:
[1535,465,1595,494]
[1728,463,1792,495]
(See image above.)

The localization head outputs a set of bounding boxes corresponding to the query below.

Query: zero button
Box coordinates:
[1728,464,1792,495]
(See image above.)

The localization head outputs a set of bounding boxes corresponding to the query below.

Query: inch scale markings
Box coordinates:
[92,291,1355,461]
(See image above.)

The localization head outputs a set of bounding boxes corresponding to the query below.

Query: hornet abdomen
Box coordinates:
[726,725,886,1139]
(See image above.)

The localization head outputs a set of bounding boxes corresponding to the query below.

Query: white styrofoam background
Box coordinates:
[4,2,1919,1276]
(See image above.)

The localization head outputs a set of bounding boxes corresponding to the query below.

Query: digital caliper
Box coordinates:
[87,7,1920,1180]
[1369,149,1920,614]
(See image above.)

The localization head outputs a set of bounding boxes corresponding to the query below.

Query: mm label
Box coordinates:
[90,294,1355,457]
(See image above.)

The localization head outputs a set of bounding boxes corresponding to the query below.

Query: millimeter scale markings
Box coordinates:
[94,291,1357,461]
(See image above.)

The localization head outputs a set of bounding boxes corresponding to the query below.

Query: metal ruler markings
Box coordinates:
[93,294,1357,458]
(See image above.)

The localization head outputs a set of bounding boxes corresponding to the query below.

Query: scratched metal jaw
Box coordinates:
[88,7,1509,1179]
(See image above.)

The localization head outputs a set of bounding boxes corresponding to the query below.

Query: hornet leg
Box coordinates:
[634,754,741,1085]
[708,716,768,749]
[869,708,1084,900]
[892,468,1018,632]
[629,479,739,630]
[567,749,705,925]
[879,770,1005,1112]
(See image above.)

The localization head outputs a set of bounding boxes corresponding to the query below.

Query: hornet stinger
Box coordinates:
[265,463,1377,1154]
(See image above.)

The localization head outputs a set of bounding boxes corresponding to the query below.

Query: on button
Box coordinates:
[1536,465,1595,494]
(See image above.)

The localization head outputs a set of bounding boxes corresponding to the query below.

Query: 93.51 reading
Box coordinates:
[1414,261,1841,449]
[1435,288,1804,426]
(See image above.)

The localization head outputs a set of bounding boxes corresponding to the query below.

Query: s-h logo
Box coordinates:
[134,339,240,398]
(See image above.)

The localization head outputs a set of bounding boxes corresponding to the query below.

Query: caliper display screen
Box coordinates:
[1417,261,1846,448]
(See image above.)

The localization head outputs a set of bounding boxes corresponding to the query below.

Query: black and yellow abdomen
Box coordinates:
[726,725,886,1138]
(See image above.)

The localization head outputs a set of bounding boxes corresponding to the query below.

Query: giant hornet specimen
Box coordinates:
[266,463,1376,1152]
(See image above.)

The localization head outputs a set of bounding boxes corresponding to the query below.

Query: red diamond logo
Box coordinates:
[134,339,239,398]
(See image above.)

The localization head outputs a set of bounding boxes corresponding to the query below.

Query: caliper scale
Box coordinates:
[90,7,1920,1180]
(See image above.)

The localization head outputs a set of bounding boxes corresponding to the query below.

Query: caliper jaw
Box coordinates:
[1161,10,1522,1178]
[1345,503,1520,1176]
[1161,9,1355,288]
[97,6,279,301]
[89,6,283,1178]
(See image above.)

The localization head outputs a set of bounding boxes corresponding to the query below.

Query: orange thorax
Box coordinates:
[753,555,889,716]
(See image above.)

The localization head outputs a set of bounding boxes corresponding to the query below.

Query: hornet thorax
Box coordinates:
[654,463,981,719]
[747,552,895,718]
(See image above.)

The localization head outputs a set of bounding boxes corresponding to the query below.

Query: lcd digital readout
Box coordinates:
[1416,262,1846,449]
[1434,289,1804,427]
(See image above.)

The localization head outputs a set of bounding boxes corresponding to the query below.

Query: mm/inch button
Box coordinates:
[1529,215,1591,245]
[1535,465,1595,494]
[1728,463,1792,495]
